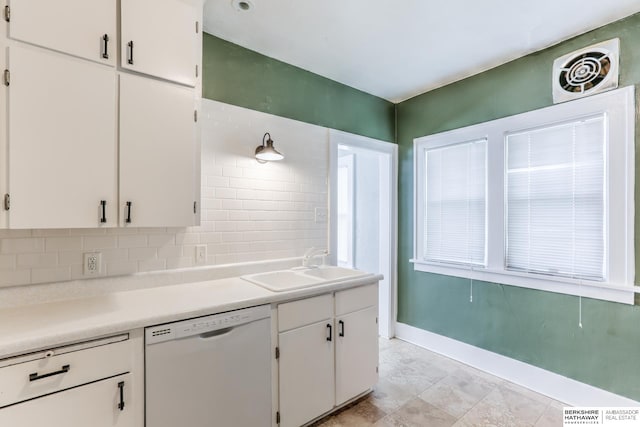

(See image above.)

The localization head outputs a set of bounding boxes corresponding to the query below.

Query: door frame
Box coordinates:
[328,129,398,339]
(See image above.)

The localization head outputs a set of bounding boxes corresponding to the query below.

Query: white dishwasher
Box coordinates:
[145,304,272,427]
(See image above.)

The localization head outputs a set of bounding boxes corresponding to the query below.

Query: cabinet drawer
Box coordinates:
[335,284,378,316]
[278,294,333,332]
[0,373,134,427]
[0,335,131,408]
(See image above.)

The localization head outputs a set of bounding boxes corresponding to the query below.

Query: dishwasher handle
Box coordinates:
[199,327,234,339]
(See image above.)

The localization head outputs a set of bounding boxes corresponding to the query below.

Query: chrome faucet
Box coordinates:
[302,247,328,268]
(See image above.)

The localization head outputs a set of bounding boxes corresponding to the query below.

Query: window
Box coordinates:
[423,139,486,266]
[337,153,354,268]
[505,116,605,280]
[413,87,635,304]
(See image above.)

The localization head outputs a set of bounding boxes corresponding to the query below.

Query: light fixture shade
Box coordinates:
[256,133,284,162]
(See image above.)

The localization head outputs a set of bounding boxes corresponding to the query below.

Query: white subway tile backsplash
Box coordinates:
[117,235,148,248]
[17,253,58,268]
[207,176,230,187]
[175,233,199,245]
[0,254,16,270]
[0,230,33,238]
[1,238,45,254]
[157,245,183,259]
[58,251,83,266]
[147,234,176,247]
[83,236,118,250]
[32,229,71,237]
[100,248,130,263]
[0,270,30,287]
[139,259,167,272]
[106,261,138,276]
[0,99,329,288]
[45,237,83,252]
[221,199,243,210]
[128,247,157,261]
[32,267,71,284]
[166,256,194,269]
[215,188,237,199]
[222,166,243,177]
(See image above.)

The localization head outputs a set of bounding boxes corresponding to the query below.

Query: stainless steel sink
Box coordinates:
[241,266,369,292]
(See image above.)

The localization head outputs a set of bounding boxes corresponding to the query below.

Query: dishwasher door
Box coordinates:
[145,305,272,427]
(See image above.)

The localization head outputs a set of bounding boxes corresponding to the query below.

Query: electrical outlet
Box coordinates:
[83,252,102,276]
[195,245,207,265]
[315,207,328,223]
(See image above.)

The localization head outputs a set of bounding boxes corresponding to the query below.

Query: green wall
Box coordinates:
[396,13,640,401]
[201,15,640,401]
[202,33,395,143]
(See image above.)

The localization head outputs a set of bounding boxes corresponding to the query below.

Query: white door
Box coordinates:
[121,0,198,87]
[0,374,134,427]
[8,44,117,229]
[335,306,379,405]
[279,321,335,427]
[8,0,116,65]
[119,74,197,227]
[330,130,398,339]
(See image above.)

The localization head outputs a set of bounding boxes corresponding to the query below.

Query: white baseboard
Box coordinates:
[395,322,639,407]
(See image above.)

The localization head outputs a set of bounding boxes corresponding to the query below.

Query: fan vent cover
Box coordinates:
[552,38,619,104]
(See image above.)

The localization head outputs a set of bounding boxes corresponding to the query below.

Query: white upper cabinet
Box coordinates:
[119,73,197,227]
[7,0,116,65]
[121,0,198,87]
[8,44,118,229]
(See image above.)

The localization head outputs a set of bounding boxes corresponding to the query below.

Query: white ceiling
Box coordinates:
[203,0,640,103]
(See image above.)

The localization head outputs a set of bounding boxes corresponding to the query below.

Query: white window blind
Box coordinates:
[424,139,486,265]
[505,115,606,280]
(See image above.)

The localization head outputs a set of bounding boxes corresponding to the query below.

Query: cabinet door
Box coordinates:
[279,320,335,427]
[8,44,117,229]
[335,306,378,405]
[121,0,198,86]
[0,374,134,427]
[119,74,197,227]
[9,0,116,65]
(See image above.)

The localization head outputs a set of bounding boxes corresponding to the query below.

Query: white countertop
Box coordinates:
[0,273,381,359]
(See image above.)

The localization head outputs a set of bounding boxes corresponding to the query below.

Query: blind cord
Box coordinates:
[579,295,583,329]
[578,280,583,328]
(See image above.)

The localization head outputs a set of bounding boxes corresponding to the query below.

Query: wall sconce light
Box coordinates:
[255,132,284,163]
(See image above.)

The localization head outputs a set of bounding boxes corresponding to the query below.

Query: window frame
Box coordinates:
[412,86,635,304]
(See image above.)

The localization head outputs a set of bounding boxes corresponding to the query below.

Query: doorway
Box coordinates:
[329,130,397,339]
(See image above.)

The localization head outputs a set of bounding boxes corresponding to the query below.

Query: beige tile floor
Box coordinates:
[313,338,565,427]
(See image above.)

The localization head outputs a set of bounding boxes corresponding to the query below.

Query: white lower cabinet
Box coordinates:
[277,284,379,427]
[0,333,141,427]
[279,320,335,427]
[0,373,134,427]
[335,305,379,405]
